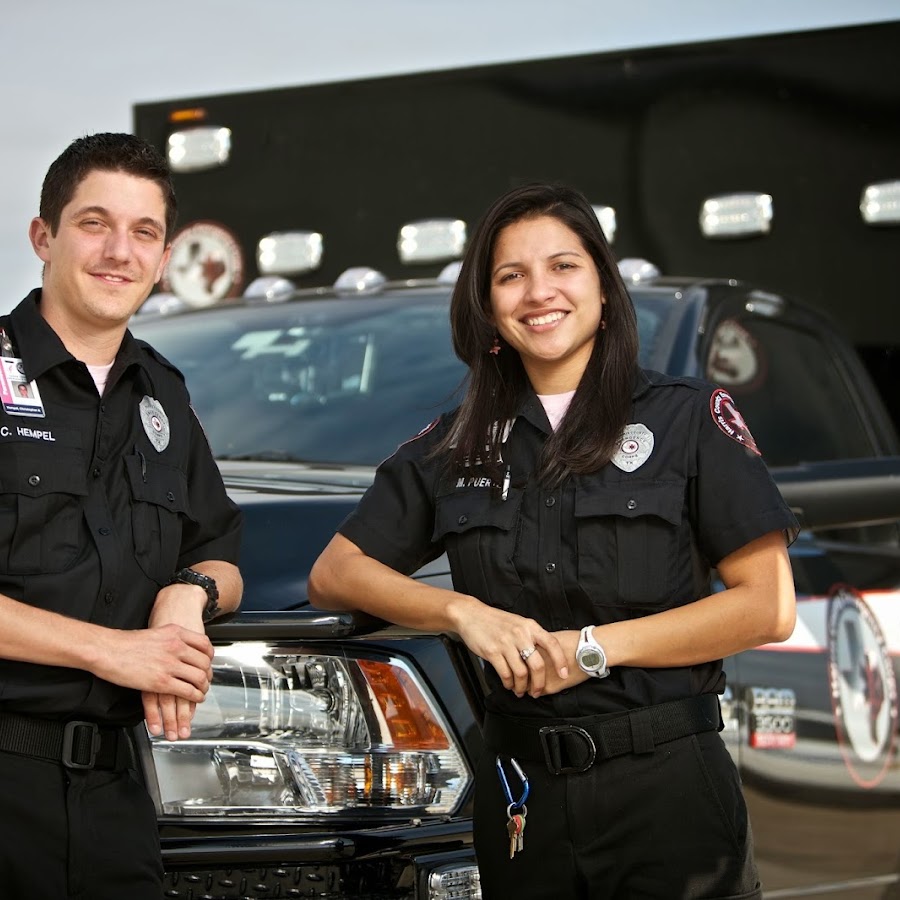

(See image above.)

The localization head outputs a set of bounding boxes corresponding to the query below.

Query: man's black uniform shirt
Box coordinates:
[340,369,799,719]
[0,292,242,724]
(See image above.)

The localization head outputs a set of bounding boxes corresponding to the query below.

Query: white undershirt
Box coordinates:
[86,361,114,396]
[537,389,576,431]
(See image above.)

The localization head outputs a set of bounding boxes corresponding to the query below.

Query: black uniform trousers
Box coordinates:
[0,748,163,899]
[475,729,761,900]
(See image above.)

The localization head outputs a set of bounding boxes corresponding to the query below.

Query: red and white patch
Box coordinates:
[710,388,760,455]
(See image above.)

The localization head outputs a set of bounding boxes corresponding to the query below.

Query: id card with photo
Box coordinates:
[0,357,45,417]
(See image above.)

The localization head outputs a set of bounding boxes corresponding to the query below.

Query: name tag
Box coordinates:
[0,356,45,418]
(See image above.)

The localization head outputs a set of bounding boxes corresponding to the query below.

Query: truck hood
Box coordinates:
[218,459,373,612]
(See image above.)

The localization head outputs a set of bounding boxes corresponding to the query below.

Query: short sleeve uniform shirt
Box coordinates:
[0,292,242,724]
[340,368,798,719]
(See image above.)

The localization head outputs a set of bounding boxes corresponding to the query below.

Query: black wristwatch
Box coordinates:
[169,568,221,623]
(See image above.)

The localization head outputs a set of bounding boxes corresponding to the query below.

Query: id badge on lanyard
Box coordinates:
[0,328,45,418]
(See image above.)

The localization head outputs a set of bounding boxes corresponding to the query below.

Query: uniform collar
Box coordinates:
[7,289,150,383]
[512,365,648,434]
[631,367,652,400]
[515,388,553,435]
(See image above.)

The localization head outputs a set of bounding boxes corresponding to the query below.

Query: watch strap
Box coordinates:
[169,567,221,623]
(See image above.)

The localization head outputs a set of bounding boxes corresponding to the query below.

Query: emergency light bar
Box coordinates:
[167,126,232,173]
[700,192,773,238]
[860,180,900,226]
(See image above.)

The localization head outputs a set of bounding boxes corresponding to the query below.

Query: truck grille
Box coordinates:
[163,861,412,899]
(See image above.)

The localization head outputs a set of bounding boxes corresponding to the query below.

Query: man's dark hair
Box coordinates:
[437,182,640,485]
[39,132,177,240]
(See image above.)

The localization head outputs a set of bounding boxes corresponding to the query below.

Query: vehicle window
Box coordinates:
[705,316,875,466]
[132,291,676,465]
[134,296,466,465]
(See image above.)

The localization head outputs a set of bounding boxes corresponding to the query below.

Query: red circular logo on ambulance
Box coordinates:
[710,388,760,456]
[827,586,898,788]
[161,220,245,307]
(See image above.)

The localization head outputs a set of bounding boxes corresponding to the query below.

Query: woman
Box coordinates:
[309,183,798,899]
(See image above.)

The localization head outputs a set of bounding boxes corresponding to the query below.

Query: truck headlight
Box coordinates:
[149,642,472,818]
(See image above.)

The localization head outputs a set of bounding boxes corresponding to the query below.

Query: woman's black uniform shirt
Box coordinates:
[340,368,799,718]
[0,292,242,725]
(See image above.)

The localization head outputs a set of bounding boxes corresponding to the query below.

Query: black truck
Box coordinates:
[129,266,900,899]
[128,21,900,898]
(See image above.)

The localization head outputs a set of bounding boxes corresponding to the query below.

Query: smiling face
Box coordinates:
[29,168,171,339]
[490,214,604,393]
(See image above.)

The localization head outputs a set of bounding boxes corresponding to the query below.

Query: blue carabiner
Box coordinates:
[495,755,530,809]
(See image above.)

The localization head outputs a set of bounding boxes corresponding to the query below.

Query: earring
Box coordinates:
[489,334,501,355]
[599,318,607,331]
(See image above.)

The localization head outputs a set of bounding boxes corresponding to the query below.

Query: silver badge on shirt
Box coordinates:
[611,423,654,472]
[140,396,170,452]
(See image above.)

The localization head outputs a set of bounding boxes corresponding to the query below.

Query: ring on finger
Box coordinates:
[519,646,536,661]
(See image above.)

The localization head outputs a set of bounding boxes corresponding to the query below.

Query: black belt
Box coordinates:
[0,712,132,771]
[484,694,721,775]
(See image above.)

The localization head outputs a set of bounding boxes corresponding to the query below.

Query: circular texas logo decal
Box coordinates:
[827,585,898,788]
[161,220,244,306]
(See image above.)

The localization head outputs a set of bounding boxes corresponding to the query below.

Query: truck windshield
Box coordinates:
[131,290,674,465]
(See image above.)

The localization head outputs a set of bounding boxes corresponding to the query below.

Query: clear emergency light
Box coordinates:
[592,205,617,244]
[243,276,296,303]
[334,267,388,295]
[617,258,661,284]
[257,231,324,276]
[860,180,900,226]
[700,192,773,238]
[398,219,467,264]
[167,126,232,173]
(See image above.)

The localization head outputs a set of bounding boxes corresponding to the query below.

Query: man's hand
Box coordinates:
[141,582,211,741]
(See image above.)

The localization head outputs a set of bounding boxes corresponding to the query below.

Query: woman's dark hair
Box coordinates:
[39,132,177,241]
[436,182,639,485]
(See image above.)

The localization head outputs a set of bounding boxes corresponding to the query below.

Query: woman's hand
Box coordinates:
[448,599,569,697]
[524,630,589,697]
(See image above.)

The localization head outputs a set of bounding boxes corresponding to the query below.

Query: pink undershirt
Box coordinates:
[86,361,114,396]
[537,389,576,431]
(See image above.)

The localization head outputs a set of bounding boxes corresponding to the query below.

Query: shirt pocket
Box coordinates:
[0,443,88,574]
[125,453,191,585]
[574,478,685,609]
[432,487,524,609]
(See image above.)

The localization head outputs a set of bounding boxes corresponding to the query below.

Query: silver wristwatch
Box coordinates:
[576,625,610,678]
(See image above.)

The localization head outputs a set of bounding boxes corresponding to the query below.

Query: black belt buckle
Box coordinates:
[62,721,100,769]
[539,724,597,775]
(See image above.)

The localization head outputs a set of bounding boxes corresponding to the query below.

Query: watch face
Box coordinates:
[579,648,603,669]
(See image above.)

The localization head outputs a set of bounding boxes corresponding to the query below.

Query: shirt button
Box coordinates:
[626,498,638,510]
[458,515,468,525]
[99,527,111,536]
[545,496,556,507]
[27,474,40,487]
[545,562,556,573]
[92,467,101,478]
[104,592,114,605]
[166,491,176,502]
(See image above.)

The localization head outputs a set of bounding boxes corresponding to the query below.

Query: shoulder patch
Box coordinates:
[400,416,441,447]
[710,388,760,456]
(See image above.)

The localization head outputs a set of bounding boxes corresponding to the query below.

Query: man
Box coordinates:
[0,133,243,898]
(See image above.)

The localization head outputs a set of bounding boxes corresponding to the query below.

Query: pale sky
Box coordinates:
[2,0,897,311]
